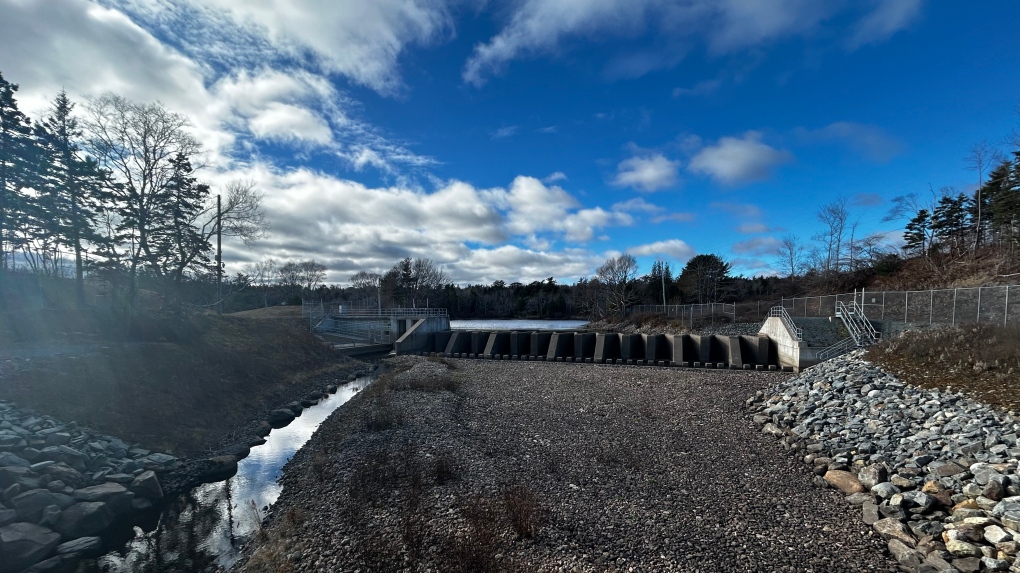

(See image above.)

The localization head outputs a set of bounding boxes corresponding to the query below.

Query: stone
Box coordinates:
[45,463,84,489]
[824,470,865,494]
[129,471,163,500]
[981,556,1010,571]
[55,502,114,538]
[20,555,62,572]
[55,536,103,559]
[923,553,956,572]
[0,452,30,468]
[284,402,303,415]
[951,557,981,572]
[901,490,936,510]
[887,538,922,568]
[3,483,20,502]
[0,467,39,490]
[761,423,785,437]
[946,539,983,557]
[872,482,900,500]
[873,517,917,546]
[846,492,872,505]
[0,522,61,573]
[43,433,70,447]
[39,504,61,528]
[0,508,16,527]
[197,455,238,483]
[73,483,134,515]
[862,502,881,525]
[859,464,888,490]
[268,409,296,429]
[931,462,967,478]
[10,489,63,523]
[132,498,152,511]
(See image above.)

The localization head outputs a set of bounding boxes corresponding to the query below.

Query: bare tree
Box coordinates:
[596,254,638,316]
[244,258,278,307]
[279,260,327,293]
[82,94,200,301]
[775,234,805,277]
[966,140,1005,254]
[813,197,849,273]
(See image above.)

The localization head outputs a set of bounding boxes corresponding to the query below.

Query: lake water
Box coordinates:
[97,376,372,571]
[450,319,588,331]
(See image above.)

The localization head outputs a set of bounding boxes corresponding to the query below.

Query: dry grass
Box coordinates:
[867,323,1020,412]
[503,484,544,539]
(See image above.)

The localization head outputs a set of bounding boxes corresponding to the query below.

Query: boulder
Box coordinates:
[10,489,63,523]
[0,452,31,468]
[824,470,865,494]
[55,502,114,538]
[56,536,103,559]
[284,402,303,415]
[45,463,84,489]
[0,467,40,490]
[0,508,16,527]
[887,538,922,569]
[268,409,295,429]
[0,522,61,573]
[22,556,62,572]
[129,471,163,500]
[39,505,61,528]
[197,456,238,483]
[858,464,888,490]
[73,483,134,515]
[873,518,916,546]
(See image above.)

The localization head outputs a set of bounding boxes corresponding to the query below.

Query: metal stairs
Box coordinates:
[817,300,880,360]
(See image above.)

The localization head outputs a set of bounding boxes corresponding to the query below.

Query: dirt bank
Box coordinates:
[238,357,899,572]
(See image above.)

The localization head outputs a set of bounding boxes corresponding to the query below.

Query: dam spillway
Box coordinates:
[394,329,785,371]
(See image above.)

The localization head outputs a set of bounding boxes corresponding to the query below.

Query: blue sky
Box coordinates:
[1,0,1019,284]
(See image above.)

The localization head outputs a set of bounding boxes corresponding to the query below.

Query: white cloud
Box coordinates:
[247,102,333,145]
[492,126,519,139]
[688,131,791,185]
[612,198,662,213]
[627,239,695,262]
[542,171,567,183]
[463,0,917,86]
[847,0,922,49]
[737,222,777,234]
[183,0,453,95]
[710,202,763,219]
[499,177,633,242]
[672,79,721,97]
[612,153,680,192]
[651,212,696,224]
[732,236,782,256]
[797,121,903,163]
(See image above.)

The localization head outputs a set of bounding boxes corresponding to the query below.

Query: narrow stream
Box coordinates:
[95,375,373,572]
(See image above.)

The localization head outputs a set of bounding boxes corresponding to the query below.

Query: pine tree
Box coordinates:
[930,193,968,255]
[903,209,932,257]
[148,152,211,298]
[0,71,39,278]
[34,90,115,305]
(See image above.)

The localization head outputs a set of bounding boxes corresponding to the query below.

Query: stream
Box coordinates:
[93,375,373,572]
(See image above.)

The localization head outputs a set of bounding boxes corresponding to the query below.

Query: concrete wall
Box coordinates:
[758,317,816,372]
[402,329,779,370]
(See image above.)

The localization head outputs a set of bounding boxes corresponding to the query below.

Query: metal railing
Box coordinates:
[816,337,859,361]
[334,306,448,318]
[766,305,803,341]
[628,303,736,324]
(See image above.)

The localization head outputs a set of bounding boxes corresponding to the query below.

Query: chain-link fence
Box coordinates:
[776,286,1019,327]
[627,303,736,326]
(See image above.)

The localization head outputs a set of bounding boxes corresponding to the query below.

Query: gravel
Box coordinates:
[238,356,899,572]
[750,350,1020,573]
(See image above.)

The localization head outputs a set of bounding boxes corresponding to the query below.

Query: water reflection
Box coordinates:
[97,377,371,572]
[450,319,588,331]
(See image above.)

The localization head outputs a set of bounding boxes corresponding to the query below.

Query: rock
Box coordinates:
[20,555,62,572]
[55,502,114,538]
[923,553,956,572]
[862,502,881,525]
[55,536,103,559]
[858,464,888,490]
[0,452,30,468]
[984,525,1013,544]
[39,504,61,528]
[824,470,865,494]
[3,483,20,502]
[873,517,917,546]
[951,557,981,572]
[871,482,900,500]
[129,471,163,500]
[761,423,785,437]
[197,455,238,483]
[10,489,64,523]
[284,402,303,415]
[0,508,16,527]
[73,483,134,515]
[132,498,152,511]
[980,556,1010,571]
[887,538,923,568]
[930,462,967,478]
[45,463,84,489]
[0,522,61,573]
[268,409,296,429]
[254,421,272,437]
[43,433,70,447]
[0,467,40,490]
[945,539,983,557]
[142,453,178,470]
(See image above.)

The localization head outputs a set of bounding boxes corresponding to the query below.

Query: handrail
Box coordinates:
[817,337,857,360]
[767,306,803,341]
[835,301,862,345]
[849,301,880,343]
[332,307,448,318]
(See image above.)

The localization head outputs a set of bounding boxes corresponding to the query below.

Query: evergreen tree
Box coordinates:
[148,152,211,298]
[0,71,38,277]
[678,254,731,304]
[34,90,114,305]
[903,209,932,256]
[930,193,968,255]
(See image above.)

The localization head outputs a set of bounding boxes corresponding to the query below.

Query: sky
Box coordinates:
[1,0,1019,285]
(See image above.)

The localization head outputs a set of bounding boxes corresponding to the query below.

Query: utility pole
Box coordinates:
[660,260,666,307]
[216,194,222,314]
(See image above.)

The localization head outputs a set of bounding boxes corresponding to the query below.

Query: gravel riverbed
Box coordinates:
[238,357,899,572]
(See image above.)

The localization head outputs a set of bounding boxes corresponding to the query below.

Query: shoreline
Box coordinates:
[236,356,900,572]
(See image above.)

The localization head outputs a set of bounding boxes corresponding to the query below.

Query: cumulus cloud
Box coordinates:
[847,0,923,49]
[688,131,792,185]
[627,239,695,262]
[463,0,917,86]
[612,153,681,192]
[672,79,721,97]
[797,121,903,163]
[732,236,782,256]
[543,171,567,183]
[612,198,662,213]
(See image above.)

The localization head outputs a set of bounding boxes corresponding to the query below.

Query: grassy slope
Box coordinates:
[0,309,355,456]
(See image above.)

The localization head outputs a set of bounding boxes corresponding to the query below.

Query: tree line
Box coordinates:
[0,71,266,311]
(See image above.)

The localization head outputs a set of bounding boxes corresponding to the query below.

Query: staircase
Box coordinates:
[817,301,880,360]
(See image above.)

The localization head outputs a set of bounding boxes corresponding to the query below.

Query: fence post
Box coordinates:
[952,289,957,326]
[1005,286,1009,327]
[905,291,909,323]
[930,290,933,325]
[882,292,885,320]
[977,287,982,323]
